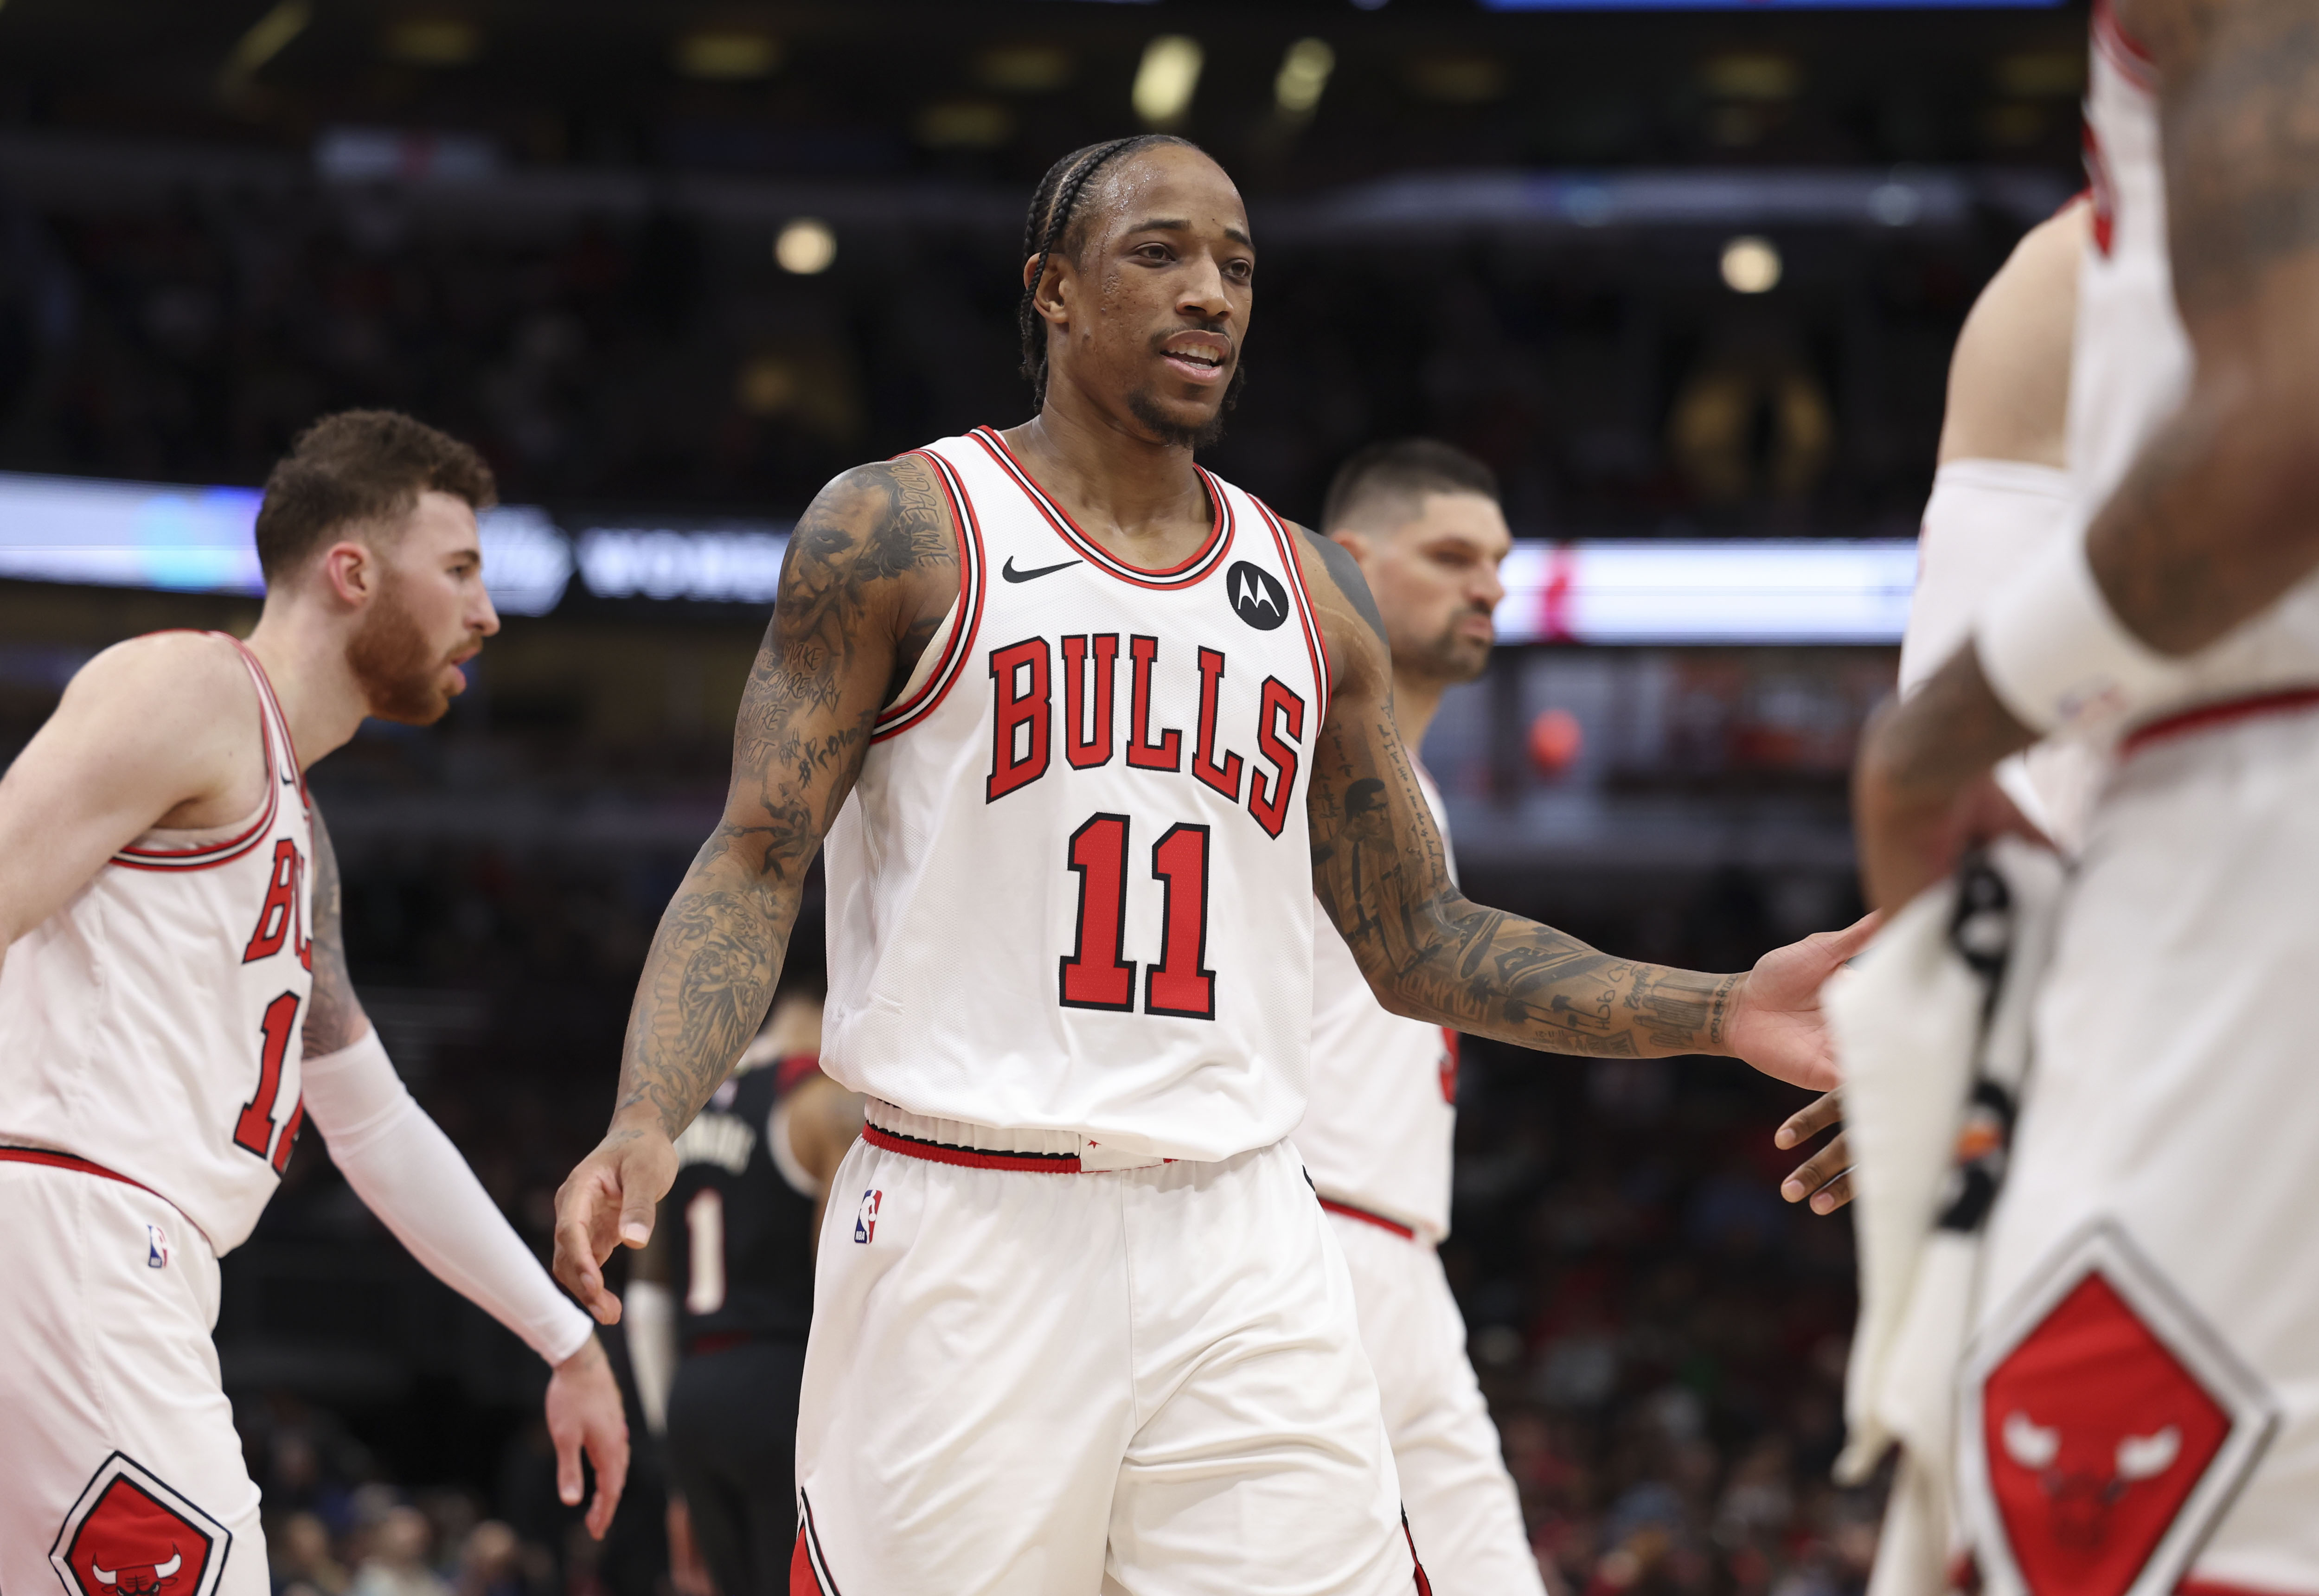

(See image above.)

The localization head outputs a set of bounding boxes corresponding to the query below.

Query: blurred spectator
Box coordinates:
[350,1507,450,1596]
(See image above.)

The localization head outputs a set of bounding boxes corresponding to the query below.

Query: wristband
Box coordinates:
[1973,529,2179,735]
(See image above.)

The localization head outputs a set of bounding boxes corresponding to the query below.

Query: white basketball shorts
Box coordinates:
[1325,1204,1544,1596]
[790,1106,1428,1596]
[0,1154,265,1596]
[1965,699,2319,1595]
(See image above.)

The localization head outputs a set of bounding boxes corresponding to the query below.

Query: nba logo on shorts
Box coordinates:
[146,1225,168,1269]
[854,1189,882,1244]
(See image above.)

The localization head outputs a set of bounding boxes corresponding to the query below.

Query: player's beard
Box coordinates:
[348,573,458,725]
[1413,608,1495,686]
[1127,359,1248,451]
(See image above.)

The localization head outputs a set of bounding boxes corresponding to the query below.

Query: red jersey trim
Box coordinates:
[113,634,281,872]
[872,448,988,742]
[861,1121,1085,1173]
[793,1489,844,1596]
[2120,686,2319,760]
[967,427,1235,590]
[0,1146,212,1250]
[2093,0,2157,90]
[1319,1195,1419,1242]
[1250,494,1333,733]
[235,636,309,808]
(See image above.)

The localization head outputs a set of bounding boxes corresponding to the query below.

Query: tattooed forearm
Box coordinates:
[1312,711,1742,1058]
[1298,526,1742,1060]
[301,806,371,1057]
[610,457,958,1139]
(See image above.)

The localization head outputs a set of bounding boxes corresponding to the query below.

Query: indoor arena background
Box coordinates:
[0,1,2086,1590]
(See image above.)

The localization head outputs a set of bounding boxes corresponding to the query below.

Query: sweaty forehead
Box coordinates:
[1080,146,1249,247]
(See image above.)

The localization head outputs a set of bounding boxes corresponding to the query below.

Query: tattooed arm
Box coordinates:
[1858,0,2319,910]
[302,807,369,1057]
[1296,531,1870,1085]
[552,457,958,1321]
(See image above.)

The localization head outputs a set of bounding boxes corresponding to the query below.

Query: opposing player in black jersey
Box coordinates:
[626,976,861,1596]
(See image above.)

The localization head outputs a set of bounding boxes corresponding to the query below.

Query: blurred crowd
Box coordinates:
[0,176,1995,536]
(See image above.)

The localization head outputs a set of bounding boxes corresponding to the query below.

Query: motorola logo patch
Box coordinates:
[1226,561,1289,630]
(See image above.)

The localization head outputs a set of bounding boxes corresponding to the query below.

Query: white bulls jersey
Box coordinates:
[1298,764,1459,1243]
[0,635,313,1253]
[2073,0,2319,724]
[821,429,1331,1162]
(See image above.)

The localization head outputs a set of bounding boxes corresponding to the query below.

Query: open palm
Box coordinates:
[1722,913,1879,1091]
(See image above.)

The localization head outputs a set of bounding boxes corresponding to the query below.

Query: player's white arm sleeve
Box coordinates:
[1900,460,2076,695]
[302,1029,594,1366]
[622,1281,676,1436]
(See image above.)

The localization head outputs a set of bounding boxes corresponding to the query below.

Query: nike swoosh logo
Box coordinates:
[1002,556,1083,583]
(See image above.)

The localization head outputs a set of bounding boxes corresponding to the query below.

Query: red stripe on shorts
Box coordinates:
[860,1122,1084,1173]
[1320,1195,1419,1241]
[0,1145,167,1199]
[2120,686,2319,759]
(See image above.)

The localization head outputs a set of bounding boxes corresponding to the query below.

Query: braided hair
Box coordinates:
[1017,135,1196,408]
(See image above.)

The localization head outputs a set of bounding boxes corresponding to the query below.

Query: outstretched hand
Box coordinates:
[1774,1090,1854,1214]
[1719,913,1880,1092]
[545,1336,630,1539]
[552,1126,680,1325]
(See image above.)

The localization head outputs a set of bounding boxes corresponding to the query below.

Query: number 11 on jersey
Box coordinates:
[1059,813,1216,1021]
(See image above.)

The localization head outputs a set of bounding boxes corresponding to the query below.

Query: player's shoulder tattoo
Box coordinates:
[1292,523,1389,649]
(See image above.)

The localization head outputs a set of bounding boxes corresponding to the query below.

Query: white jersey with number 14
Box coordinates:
[0,635,314,1255]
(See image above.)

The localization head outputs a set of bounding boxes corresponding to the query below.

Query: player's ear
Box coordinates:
[1328,528,1372,573]
[317,538,378,609]
[1028,253,1072,327]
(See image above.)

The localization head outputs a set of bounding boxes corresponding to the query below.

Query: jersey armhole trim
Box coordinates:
[1250,493,1332,731]
[2092,0,2155,89]
[113,632,281,871]
[873,448,986,742]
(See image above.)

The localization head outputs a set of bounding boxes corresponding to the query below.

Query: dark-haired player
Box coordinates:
[553,136,1869,1595]
[1299,440,1543,1594]
[625,978,862,1596]
[0,411,628,1588]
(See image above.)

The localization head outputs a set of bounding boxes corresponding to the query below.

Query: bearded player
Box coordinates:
[1854,0,2319,1580]
[0,411,628,1592]
[552,135,1871,1596]
[1298,439,1543,1594]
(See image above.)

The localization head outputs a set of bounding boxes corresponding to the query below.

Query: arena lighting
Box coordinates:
[1492,541,1917,645]
[1133,36,1203,128]
[0,470,1920,642]
[1721,235,1782,294]
[1275,39,1335,117]
[775,217,837,275]
[0,471,572,616]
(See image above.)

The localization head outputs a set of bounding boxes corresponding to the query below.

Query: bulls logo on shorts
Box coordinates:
[1960,1224,2277,1596]
[49,1454,231,1596]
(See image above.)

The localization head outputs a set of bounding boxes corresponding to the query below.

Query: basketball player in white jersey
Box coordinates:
[1851,0,2319,1581]
[1777,198,2091,1218]
[551,135,1872,1596]
[1296,439,1540,1594]
[0,412,628,1593]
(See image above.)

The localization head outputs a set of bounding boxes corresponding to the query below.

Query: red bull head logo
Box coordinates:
[1964,1228,2277,1596]
[50,1457,227,1596]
